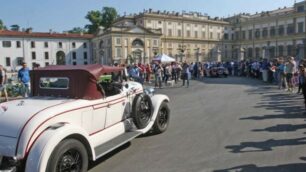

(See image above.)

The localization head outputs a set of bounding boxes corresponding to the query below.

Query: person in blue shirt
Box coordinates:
[18,62,31,97]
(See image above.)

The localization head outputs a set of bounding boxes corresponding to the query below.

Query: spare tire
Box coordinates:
[132,93,153,129]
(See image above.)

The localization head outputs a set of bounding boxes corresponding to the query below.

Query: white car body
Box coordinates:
[0,65,170,172]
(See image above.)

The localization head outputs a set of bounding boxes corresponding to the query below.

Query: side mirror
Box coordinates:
[125,84,129,89]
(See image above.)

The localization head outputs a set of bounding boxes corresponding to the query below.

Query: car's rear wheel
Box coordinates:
[46,139,88,172]
[132,93,153,129]
[152,102,170,134]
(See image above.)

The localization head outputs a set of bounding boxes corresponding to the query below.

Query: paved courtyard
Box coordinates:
[89,77,306,172]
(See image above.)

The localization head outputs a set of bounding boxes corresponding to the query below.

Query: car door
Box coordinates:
[91,100,107,134]
[104,92,127,128]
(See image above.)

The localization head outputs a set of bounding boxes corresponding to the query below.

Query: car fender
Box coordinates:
[137,94,170,133]
[25,123,94,172]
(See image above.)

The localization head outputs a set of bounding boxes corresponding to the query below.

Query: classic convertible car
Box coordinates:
[0,64,170,172]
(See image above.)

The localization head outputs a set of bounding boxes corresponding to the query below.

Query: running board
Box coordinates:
[94,131,142,159]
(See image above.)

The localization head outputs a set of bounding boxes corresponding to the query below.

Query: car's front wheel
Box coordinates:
[46,139,88,172]
[152,102,170,134]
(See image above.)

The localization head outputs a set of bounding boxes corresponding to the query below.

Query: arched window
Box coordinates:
[132,39,144,47]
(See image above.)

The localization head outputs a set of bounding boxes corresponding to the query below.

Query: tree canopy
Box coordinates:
[0,20,6,30]
[66,27,87,34]
[10,24,20,31]
[85,7,118,34]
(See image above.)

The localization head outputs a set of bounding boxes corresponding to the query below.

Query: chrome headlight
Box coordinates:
[144,87,155,97]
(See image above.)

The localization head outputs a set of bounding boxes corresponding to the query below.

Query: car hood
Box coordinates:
[0,97,70,138]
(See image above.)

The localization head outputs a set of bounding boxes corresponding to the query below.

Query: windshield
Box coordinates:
[39,77,69,89]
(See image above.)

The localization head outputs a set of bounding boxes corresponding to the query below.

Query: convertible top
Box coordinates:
[31,64,124,100]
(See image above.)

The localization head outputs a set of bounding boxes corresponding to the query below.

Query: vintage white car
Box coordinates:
[0,64,170,172]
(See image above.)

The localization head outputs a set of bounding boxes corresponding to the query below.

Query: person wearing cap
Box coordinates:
[18,62,31,97]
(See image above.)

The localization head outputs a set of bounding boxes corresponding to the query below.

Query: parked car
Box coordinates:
[209,66,229,78]
[0,64,170,172]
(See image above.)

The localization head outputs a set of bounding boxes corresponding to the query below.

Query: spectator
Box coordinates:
[154,63,163,89]
[286,56,297,92]
[0,65,8,101]
[18,62,31,97]
[182,62,190,88]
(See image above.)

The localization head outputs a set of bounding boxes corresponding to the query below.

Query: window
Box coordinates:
[202,31,206,38]
[31,41,35,48]
[32,52,36,60]
[224,33,229,40]
[298,22,304,33]
[168,22,172,25]
[84,61,88,65]
[58,42,63,48]
[17,57,24,66]
[168,29,172,36]
[72,42,76,48]
[248,30,253,40]
[262,28,268,38]
[270,27,276,37]
[2,41,11,48]
[116,48,122,57]
[83,52,88,59]
[255,29,260,38]
[72,52,77,59]
[278,25,285,35]
[44,42,48,48]
[210,32,213,39]
[178,30,182,37]
[235,31,239,40]
[5,57,10,67]
[153,40,158,46]
[242,31,246,40]
[298,5,305,12]
[158,21,162,24]
[39,77,69,90]
[217,33,220,39]
[83,42,87,48]
[16,41,21,48]
[45,52,49,59]
[195,31,198,38]
[116,38,121,45]
[73,62,77,65]
[187,30,191,37]
[45,62,49,66]
[287,24,294,35]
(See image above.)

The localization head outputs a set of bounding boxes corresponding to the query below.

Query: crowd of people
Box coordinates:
[1,57,306,109]
[124,56,306,108]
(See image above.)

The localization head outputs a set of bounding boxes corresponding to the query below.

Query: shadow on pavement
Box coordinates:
[225,137,306,153]
[252,124,306,132]
[213,163,306,172]
[240,86,305,121]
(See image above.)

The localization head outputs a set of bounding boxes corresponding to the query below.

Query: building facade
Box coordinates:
[93,10,233,64]
[93,1,306,64]
[0,30,93,71]
[228,1,306,61]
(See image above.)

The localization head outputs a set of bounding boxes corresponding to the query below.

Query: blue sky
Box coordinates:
[0,0,298,32]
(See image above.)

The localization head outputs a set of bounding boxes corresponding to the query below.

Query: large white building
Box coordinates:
[0,29,93,71]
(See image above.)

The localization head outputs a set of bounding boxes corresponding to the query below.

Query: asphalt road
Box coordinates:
[89,77,306,172]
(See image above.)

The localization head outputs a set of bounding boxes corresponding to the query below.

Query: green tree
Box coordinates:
[100,7,118,29]
[10,24,20,31]
[85,7,118,34]
[0,20,6,30]
[85,10,102,34]
[67,27,87,34]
